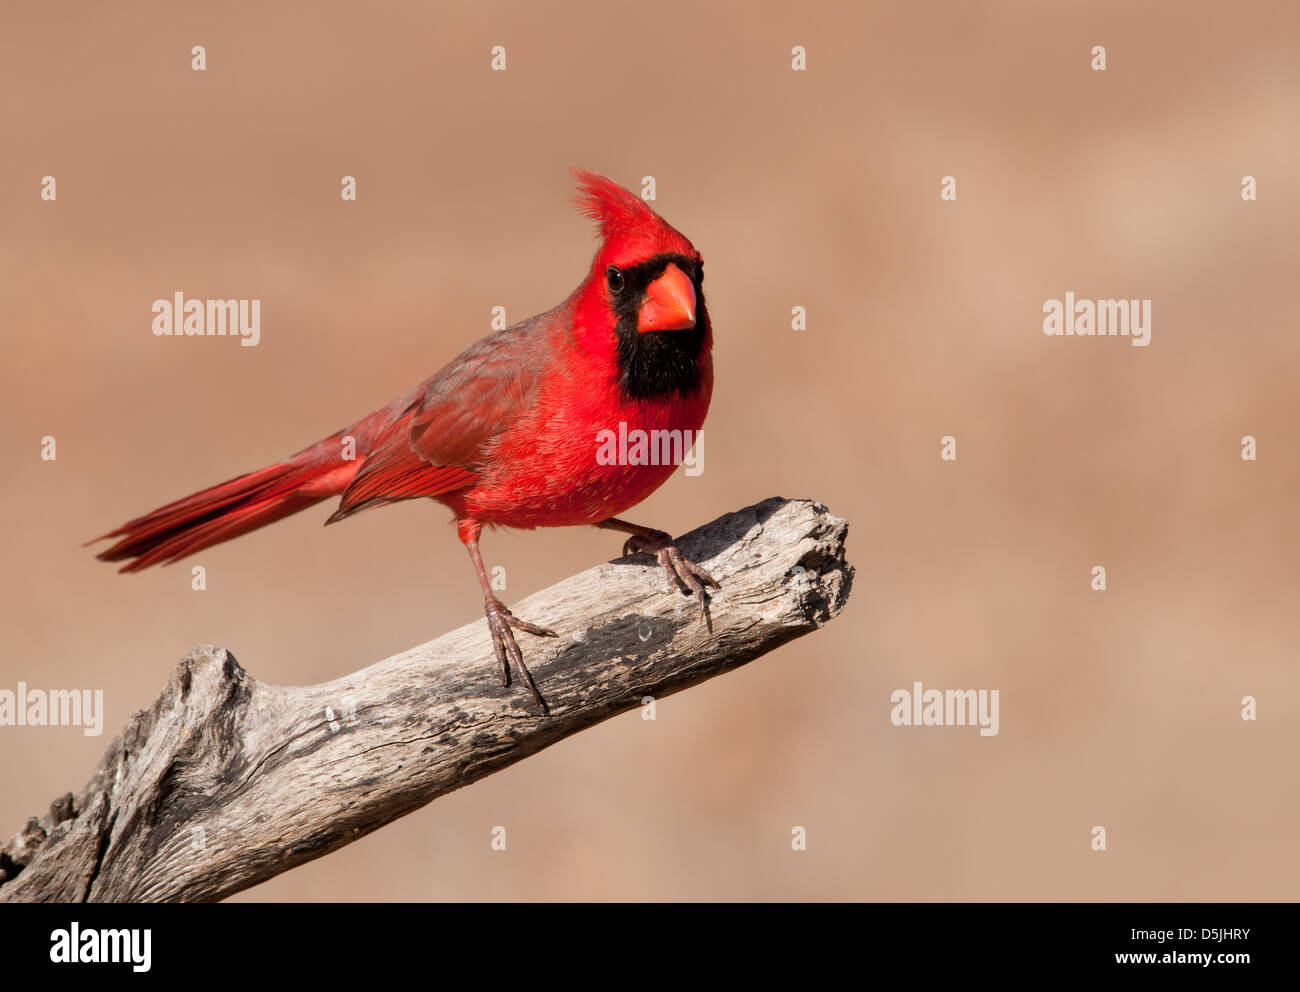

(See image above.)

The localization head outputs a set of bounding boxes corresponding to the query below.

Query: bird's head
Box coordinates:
[569,168,710,401]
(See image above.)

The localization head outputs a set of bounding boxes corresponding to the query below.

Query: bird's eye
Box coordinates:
[606,267,625,294]
[694,262,704,284]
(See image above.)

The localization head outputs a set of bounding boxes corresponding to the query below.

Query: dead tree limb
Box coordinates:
[0,497,852,903]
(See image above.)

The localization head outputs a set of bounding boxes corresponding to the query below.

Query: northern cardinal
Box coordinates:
[94,169,716,713]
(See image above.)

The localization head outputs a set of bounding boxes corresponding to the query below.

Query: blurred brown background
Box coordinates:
[2,0,1297,901]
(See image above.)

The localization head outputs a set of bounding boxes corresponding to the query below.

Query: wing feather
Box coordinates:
[329,316,550,522]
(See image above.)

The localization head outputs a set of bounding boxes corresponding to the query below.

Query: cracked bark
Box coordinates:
[0,496,852,903]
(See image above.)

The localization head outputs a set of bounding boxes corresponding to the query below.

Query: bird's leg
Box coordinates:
[465,535,556,713]
[596,517,719,623]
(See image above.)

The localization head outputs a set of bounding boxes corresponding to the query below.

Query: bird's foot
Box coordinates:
[621,528,720,623]
[483,596,557,714]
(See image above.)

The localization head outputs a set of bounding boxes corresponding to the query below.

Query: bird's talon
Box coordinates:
[611,526,719,623]
[483,598,552,713]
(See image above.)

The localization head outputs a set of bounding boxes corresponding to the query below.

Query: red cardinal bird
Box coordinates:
[94,169,716,712]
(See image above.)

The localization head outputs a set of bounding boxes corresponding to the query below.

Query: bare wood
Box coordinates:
[0,497,852,903]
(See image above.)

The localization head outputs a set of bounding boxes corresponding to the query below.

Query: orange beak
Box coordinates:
[636,263,697,333]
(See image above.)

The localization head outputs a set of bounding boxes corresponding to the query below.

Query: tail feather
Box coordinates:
[93,435,356,572]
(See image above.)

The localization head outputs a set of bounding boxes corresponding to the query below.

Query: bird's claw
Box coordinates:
[484,597,556,714]
[622,529,720,624]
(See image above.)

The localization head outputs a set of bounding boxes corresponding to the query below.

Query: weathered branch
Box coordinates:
[1,497,852,903]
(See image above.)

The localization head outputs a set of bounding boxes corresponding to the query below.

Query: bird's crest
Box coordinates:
[571,168,658,240]
[570,167,693,259]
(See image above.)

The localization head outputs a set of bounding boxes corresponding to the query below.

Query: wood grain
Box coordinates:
[0,496,852,903]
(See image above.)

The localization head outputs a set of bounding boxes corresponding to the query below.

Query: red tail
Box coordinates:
[94,432,359,572]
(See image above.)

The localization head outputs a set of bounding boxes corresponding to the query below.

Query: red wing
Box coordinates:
[407,321,543,468]
[330,318,548,522]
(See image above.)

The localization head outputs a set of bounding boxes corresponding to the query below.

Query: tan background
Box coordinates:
[2,0,1297,900]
